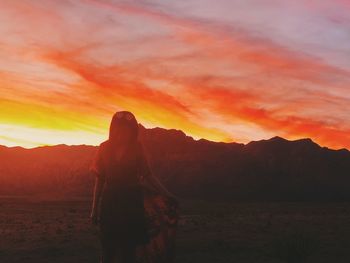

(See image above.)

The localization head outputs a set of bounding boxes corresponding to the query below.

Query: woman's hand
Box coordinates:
[164,192,179,206]
[90,210,99,225]
[144,171,179,206]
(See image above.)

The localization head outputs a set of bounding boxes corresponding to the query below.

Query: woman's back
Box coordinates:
[101,140,142,192]
[97,140,151,248]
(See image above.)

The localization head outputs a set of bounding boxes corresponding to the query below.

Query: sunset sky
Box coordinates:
[1,0,350,149]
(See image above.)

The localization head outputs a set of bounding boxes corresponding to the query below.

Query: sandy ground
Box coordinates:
[1,197,350,263]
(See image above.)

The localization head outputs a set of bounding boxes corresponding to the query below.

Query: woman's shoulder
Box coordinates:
[99,140,109,148]
[97,140,110,156]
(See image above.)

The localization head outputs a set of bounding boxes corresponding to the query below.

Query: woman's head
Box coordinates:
[108,111,139,146]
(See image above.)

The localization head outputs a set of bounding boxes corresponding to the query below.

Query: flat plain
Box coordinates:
[1,196,350,263]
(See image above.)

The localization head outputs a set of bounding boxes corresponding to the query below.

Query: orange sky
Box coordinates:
[1,0,350,149]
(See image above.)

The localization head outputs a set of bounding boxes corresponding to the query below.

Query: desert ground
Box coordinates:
[1,196,350,263]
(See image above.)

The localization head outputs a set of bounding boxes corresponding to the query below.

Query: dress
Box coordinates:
[90,140,179,262]
[135,186,179,263]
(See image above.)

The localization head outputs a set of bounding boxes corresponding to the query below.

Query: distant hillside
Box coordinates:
[1,124,350,201]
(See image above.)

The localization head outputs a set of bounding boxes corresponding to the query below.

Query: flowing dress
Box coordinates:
[90,140,179,263]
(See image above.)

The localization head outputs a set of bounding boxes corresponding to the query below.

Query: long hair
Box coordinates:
[106,110,139,163]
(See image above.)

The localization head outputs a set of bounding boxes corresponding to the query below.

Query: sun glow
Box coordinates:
[1,0,350,149]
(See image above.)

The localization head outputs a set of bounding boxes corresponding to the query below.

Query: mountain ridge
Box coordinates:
[2,124,347,153]
[1,125,350,201]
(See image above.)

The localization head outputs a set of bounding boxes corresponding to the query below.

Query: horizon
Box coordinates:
[1,1,350,149]
[1,123,348,152]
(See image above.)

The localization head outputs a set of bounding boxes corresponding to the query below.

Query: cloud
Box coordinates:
[0,0,350,149]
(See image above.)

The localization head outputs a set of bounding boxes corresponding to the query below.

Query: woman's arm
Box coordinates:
[145,172,177,200]
[89,143,106,225]
[90,176,105,224]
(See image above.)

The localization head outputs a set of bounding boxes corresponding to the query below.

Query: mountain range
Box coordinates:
[1,124,350,201]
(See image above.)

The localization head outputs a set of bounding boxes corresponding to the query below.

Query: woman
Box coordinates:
[89,111,179,263]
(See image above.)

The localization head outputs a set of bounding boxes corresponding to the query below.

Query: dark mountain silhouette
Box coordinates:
[1,124,350,201]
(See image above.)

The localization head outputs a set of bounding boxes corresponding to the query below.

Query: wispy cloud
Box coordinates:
[0,0,349,149]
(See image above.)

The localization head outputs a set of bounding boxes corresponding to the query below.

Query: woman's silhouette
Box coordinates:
[89,111,179,263]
